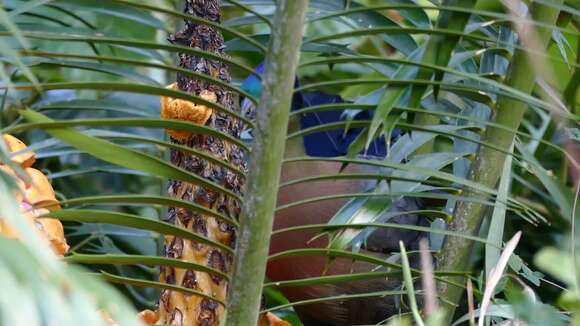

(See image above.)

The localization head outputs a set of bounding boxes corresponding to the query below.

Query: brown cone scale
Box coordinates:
[154,1,246,325]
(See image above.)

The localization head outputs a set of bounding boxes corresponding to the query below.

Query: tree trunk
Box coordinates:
[436,1,563,322]
[157,1,245,325]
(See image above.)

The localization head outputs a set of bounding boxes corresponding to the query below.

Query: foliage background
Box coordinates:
[0,0,578,325]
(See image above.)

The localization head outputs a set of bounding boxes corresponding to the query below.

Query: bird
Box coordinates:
[239,64,428,325]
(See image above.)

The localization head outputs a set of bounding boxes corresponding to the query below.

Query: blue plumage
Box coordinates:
[240,63,265,99]
[240,63,398,158]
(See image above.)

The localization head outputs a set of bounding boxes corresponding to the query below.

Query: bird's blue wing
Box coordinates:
[238,62,401,157]
[296,91,400,158]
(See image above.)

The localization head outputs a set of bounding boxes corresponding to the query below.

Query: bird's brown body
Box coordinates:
[267,121,427,325]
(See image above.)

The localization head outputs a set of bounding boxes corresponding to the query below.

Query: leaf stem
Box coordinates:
[225,1,309,325]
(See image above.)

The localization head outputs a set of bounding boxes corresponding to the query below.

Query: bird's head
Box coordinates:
[240,62,266,99]
[240,62,400,158]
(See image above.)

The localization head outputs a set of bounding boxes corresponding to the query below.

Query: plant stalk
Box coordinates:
[411,0,478,155]
[157,1,245,325]
[225,0,309,325]
[436,1,563,322]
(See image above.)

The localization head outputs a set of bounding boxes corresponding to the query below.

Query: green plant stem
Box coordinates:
[411,0,478,155]
[564,34,580,115]
[436,1,563,322]
[400,241,426,326]
[225,1,309,325]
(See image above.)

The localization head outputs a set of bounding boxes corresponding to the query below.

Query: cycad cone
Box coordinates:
[152,87,290,326]
[161,83,215,140]
[0,134,68,256]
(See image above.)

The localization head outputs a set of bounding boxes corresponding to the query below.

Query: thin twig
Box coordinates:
[478,231,522,326]
[467,278,475,326]
[420,238,438,318]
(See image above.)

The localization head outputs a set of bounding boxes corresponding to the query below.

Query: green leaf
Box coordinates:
[262,289,407,313]
[558,290,580,312]
[61,194,238,227]
[307,0,419,55]
[7,0,53,17]
[517,142,573,221]
[18,109,241,200]
[0,27,257,75]
[9,117,247,150]
[11,57,159,84]
[326,152,465,252]
[37,99,155,117]
[0,236,141,326]
[66,253,229,280]
[452,304,515,326]
[44,209,234,254]
[51,0,167,30]
[485,142,513,278]
[263,270,401,288]
[262,287,302,326]
[400,241,425,326]
[534,247,578,288]
[388,125,469,163]
[366,85,406,149]
[20,50,258,102]
[97,271,226,306]
[8,81,253,127]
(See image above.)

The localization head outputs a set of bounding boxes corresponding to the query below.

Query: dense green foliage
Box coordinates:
[0,0,578,325]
